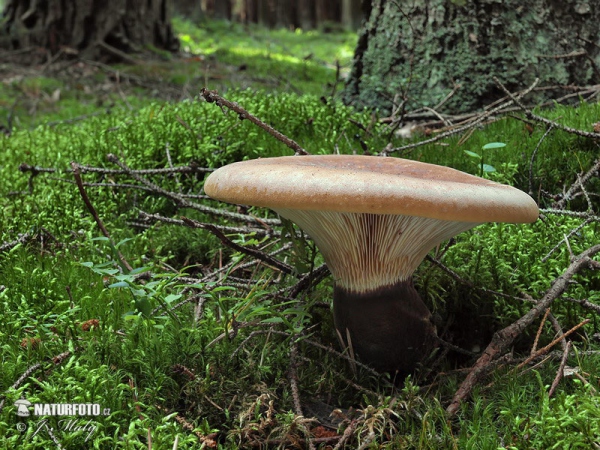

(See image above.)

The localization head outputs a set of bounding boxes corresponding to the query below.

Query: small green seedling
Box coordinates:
[465,142,506,177]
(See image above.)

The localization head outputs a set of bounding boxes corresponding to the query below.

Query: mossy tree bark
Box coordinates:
[0,0,179,63]
[344,0,600,114]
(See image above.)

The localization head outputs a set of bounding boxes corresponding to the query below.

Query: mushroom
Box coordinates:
[204,155,539,374]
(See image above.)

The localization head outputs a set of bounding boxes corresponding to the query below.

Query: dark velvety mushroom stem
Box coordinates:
[333,279,438,375]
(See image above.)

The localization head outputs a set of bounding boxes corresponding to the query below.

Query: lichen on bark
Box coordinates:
[344,0,600,114]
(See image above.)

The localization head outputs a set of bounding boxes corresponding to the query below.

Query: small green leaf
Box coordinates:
[482,142,506,150]
[211,286,237,293]
[134,298,153,317]
[165,294,182,303]
[482,164,496,172]
[129,266,151,275]
[261,317,284,324]
[115,238,133,248]
[464,150,481,159]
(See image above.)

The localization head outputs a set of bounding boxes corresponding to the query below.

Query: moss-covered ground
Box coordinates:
[0,17,599,449]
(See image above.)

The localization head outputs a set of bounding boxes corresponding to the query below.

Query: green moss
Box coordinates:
[1,18,599,448]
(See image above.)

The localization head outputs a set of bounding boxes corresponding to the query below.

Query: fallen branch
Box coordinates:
[552,158,600,210]
[517,318,590,370]
[0,232,34,253]
[200,88,310,156]
[540,208,600,223]
[71,161,133,272]
[106,153,280,226]
[138,211,272,237]
[288,342,317,450]
[548,341,572,398]
[494,77,600,141]
[180,216,294,275]
[446,243,600,416]
[0,363,43,413]
[383,78,539,155]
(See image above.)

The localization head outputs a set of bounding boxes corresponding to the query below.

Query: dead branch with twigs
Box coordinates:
[446,244,600,416]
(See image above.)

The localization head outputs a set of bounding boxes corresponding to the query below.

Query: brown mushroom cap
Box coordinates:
[203,155,539,224]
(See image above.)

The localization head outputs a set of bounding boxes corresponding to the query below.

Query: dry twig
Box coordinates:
[200,88,310,156]
[517,318,590,371]
[180,216,294,275]
[71,161,133,271]
[0,363,42,413]
[0,232,34,253]
[288,342,317,450]
[494,77,600,140]
[105,153,280,226]
[382,79,540,155]
[552,159,600,210]
[548,341,572,398]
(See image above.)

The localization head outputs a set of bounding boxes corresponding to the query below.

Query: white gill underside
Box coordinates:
[274,209,480,293]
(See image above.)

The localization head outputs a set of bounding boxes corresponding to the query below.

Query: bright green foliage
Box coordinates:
[499,373,600,450]
[1,18,600,450]
[174,18,356,96]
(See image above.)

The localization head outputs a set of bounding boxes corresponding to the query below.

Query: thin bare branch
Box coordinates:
[180,216,294,275]
[494,77,600,140]
[105,153,280,226]
[517,319,590,370]
[383,79,539,156]
[529,124,555,196]
[552,159,600,210]
[548,341,572,398]
[71,161,133,271]
[200,88,310,156]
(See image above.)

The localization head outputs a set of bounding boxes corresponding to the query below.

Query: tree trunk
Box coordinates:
[256,0,274,27]
[315,0,340,25]
[274,0,293,29]
[296,0,316,30]
[341,0,363,30]
[212,0,231,20]
[344,0,600,114]
[173,0,204,22]
[0,0,179,63]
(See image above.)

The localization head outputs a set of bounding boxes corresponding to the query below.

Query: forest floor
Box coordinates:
[0,18,356,130]
[1,17,600,450]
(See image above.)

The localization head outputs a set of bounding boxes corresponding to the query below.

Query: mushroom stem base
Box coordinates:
[333,279,437,375]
